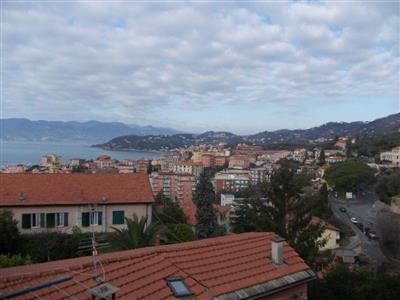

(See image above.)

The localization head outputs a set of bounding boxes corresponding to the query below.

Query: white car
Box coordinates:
[350,217,358,224]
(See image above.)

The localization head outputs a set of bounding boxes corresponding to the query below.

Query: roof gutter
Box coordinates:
[214,270,316,300]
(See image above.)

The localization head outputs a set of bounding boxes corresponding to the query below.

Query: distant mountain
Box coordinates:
[246,113,400,144]
[96,113,400,151]
[0,118,179,143]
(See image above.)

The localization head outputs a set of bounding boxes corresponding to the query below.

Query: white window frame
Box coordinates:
[56,213,65,227]
[31,213,41,228]
[90,212,99,226]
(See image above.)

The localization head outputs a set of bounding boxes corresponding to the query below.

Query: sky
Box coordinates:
[2,0,399,134]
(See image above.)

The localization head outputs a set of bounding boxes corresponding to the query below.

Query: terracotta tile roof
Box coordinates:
[0,173,154,206]
[311,216,339,232]
[0,233,312,300]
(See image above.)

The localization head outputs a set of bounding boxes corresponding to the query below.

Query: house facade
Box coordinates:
[0,173,154,233]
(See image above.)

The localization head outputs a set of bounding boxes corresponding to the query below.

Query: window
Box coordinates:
[166,278,192,297]
[112,211,125,225]
[31,213,44,228]
[22,213,45,229]
[90,212,98,225]
[56,212,68,227]
[82,212,102,227]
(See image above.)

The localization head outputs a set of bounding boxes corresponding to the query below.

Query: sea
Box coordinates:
[0,140,159,167]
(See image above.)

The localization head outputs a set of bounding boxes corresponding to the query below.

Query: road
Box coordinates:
[329,192,386,269]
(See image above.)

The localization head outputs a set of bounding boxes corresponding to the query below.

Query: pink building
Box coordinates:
[215,156,227,167]
[150,172,195,204]
[202,154,216,168]
[2,164,26,173]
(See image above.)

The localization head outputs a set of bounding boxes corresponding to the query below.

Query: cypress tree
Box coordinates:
[194,172,218,239]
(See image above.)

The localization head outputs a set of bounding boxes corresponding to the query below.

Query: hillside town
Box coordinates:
[1,134,400,299]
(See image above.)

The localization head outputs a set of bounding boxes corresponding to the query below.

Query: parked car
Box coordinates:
[339,207,347,213]
[367,230,378,240]
[350,217,358,224]
[356,223,364,231]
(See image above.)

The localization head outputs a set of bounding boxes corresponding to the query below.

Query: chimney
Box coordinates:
[271,236,285,265]
[155,234,161,246]
[17,192,25,201]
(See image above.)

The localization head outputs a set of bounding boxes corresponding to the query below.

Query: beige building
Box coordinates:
[0,173,154,233]
[380,146,400,166]
[311,216,340,251]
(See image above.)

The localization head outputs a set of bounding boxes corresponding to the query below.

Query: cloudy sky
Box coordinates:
[2,1,399,134]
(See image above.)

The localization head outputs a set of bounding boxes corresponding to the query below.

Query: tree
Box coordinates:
[0,254,32,268]
[232,168,325,264]
[308,265,400,300]
[194,172,218,239]
[163,224,195,244]
[154,190,169,205]
[374,170,400,204]
[231,197,270,233]
[325,161,376,194]
[319,149,326,166]
[109,215,160,250]
[20,232,82,262]
[0,210,20,255]
[155,199,188,225]
[310,183,331,219]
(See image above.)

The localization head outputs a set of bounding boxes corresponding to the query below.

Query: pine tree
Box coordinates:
[194,172,218,239]
[319,149,326,166]
[312,183,331,219]
[231,167,325,265]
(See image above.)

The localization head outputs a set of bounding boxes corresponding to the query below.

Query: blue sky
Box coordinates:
[2,1,399,134]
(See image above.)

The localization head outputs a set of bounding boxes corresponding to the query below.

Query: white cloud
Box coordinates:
[2,0,399,129]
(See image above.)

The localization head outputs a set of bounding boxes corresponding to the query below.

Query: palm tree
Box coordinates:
[109,214,160,250]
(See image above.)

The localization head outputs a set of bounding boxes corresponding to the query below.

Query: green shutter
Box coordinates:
[64,213,69,226]
[22,214,31,229]
[46,213,55,228]
[112,211,124,225]
[98,212,103,225]
[82,212,89,227]
[40,213,45,228]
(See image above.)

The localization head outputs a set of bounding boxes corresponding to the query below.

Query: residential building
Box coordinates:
[150,172,196,204]
[235,143,263,155]
[2,164,26,173]
[0,233,315,300]
[249,166,271,185]
[215,155,228,167]
[221,193,235,206]
[334,138,347,150]
[325,156,346,164]
[228,155,251,169]
[68,158,85,167]
[0,173,154,233]
[380,146,400,166]
[191,151,203,163]
[201,153,215,168]
[94,155,116,169]
[214,169,251,192]
[40,155,61,167]
[173,161,203,177]
[311,217,340,251]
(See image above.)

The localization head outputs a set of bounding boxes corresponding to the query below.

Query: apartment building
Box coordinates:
[150,172,196,204]
[214,169,251,192]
